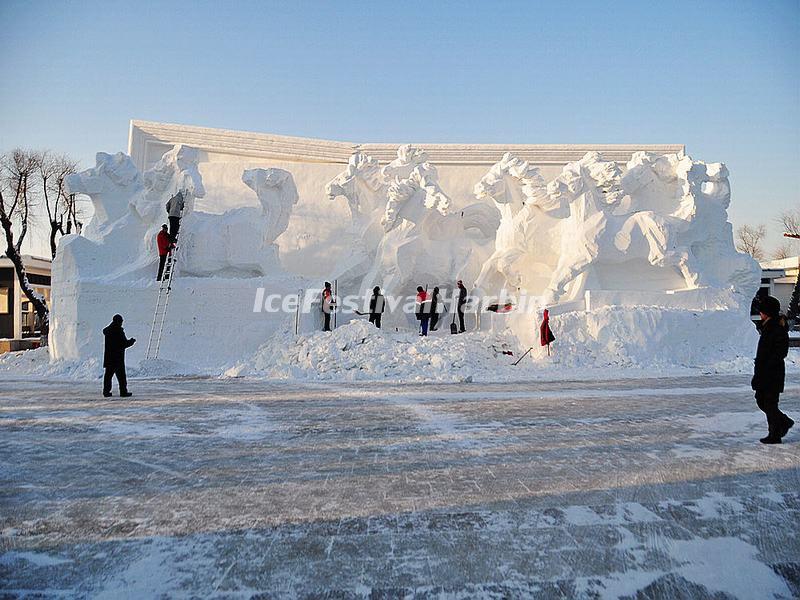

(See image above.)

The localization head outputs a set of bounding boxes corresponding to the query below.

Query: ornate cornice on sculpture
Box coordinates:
[129,120,685,172]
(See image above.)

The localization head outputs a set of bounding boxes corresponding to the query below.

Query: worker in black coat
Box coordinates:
[456,280,468,333]
[102,314,136,398]
[368,286,385,329]
[752,296,794,444]
[429,287,441,331]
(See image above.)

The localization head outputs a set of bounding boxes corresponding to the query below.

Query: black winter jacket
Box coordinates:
[752,316,789,393]
[103,322,135,368]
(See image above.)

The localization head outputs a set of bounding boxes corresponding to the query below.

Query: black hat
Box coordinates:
[112,314,123,324]
[759,295,781,318]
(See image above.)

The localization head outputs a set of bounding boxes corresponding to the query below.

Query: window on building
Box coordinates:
[0,287,8,314]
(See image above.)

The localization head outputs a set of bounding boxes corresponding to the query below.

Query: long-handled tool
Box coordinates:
[512,347,533,366]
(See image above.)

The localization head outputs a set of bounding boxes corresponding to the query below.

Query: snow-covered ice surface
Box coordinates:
[1,374,798,597]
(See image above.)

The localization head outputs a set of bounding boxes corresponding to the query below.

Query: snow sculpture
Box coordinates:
[165,168,298,278]
[622,151,760,293]
[475,150,760,310]
[474,153,560,295]
[52,135,759,372]
[63,145,207,279]
[52,146,307,367]
[325,152,388,292]
[381,144,429,181]
[327,145,499,322]
[535,152,700,304]
[66,152,144,242]
[242,168,299,244]
[361,147,500,304]
[326,152,385,226]
[133,145,206,224]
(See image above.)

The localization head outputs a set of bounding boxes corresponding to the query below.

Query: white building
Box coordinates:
[759,256,799,311]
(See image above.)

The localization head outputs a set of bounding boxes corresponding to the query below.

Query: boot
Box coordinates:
[120,391,133,398]
[781,417,795,438]
[760,435,782,444]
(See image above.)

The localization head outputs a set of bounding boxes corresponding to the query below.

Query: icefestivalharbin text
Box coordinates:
[252,289,518,314]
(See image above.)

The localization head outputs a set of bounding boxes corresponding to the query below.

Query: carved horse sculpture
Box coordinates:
[532,152,701,304]
[64,148,207,278]
[473,153,561,295]
[176,167,299,277]
[364,157,500,301]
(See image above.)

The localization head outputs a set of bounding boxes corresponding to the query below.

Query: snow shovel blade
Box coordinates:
[450,322,458,334]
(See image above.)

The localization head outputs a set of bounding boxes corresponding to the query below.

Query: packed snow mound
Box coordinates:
[546,305,759,369]
[226,313,773,382]
[231,320,521,382]
[0,347,101,380]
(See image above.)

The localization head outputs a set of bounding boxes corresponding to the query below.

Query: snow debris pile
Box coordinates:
[229,320,520,382]
[226,312,778,382]
[548,305,759,370]
[0,346,100,380]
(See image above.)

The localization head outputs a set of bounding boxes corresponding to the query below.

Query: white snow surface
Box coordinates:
[4,314,797,382]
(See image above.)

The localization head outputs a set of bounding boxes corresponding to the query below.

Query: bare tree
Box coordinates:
[0,149,50,340]
[779,207,800,237]
[735,224,767,261]
[39,152,80,259]
[778,206,800,322]
[772,242,793,260]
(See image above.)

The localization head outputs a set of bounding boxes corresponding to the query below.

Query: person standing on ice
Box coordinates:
[369,286,385,329]
[156,224,172,281]
[416,286,430,336]
[102,314,135,398]
[456,280,468,333]
[752,295,794,444]
[429,286,442,331]
[322,282,335,332]
[165,190,185,242]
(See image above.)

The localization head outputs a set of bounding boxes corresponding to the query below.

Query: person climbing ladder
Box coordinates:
[156,224,172,281]
[166,190,185,242]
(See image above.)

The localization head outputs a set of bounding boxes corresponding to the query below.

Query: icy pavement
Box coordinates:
[1,375,798,598]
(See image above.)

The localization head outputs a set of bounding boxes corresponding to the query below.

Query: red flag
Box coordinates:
[539,309,555,347]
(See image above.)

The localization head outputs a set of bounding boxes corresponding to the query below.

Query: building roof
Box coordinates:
[0,255,52,274]
[761,256,800,269]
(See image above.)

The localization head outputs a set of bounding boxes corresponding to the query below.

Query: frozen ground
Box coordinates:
[1,375,798,598]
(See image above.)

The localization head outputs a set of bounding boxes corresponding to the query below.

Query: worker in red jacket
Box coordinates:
[416,286,430,336]
[156,224,172,281]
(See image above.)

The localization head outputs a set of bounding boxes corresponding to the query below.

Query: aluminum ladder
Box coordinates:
[144,243,178,360]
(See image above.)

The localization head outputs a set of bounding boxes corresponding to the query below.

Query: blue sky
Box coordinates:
[1,0,798,255]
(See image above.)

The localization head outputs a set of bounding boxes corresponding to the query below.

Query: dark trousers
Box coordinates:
[419,316,429,336]
[157,254,168,281]
[323,312,331,331]
[430,313,439,331]
[168,216,181,242]
[369,313,382,328]
[755,390,791,437]
[457,306,466,332]
[103,364,128,395]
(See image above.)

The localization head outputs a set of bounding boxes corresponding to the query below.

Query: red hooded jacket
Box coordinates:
[157,230,171,256]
